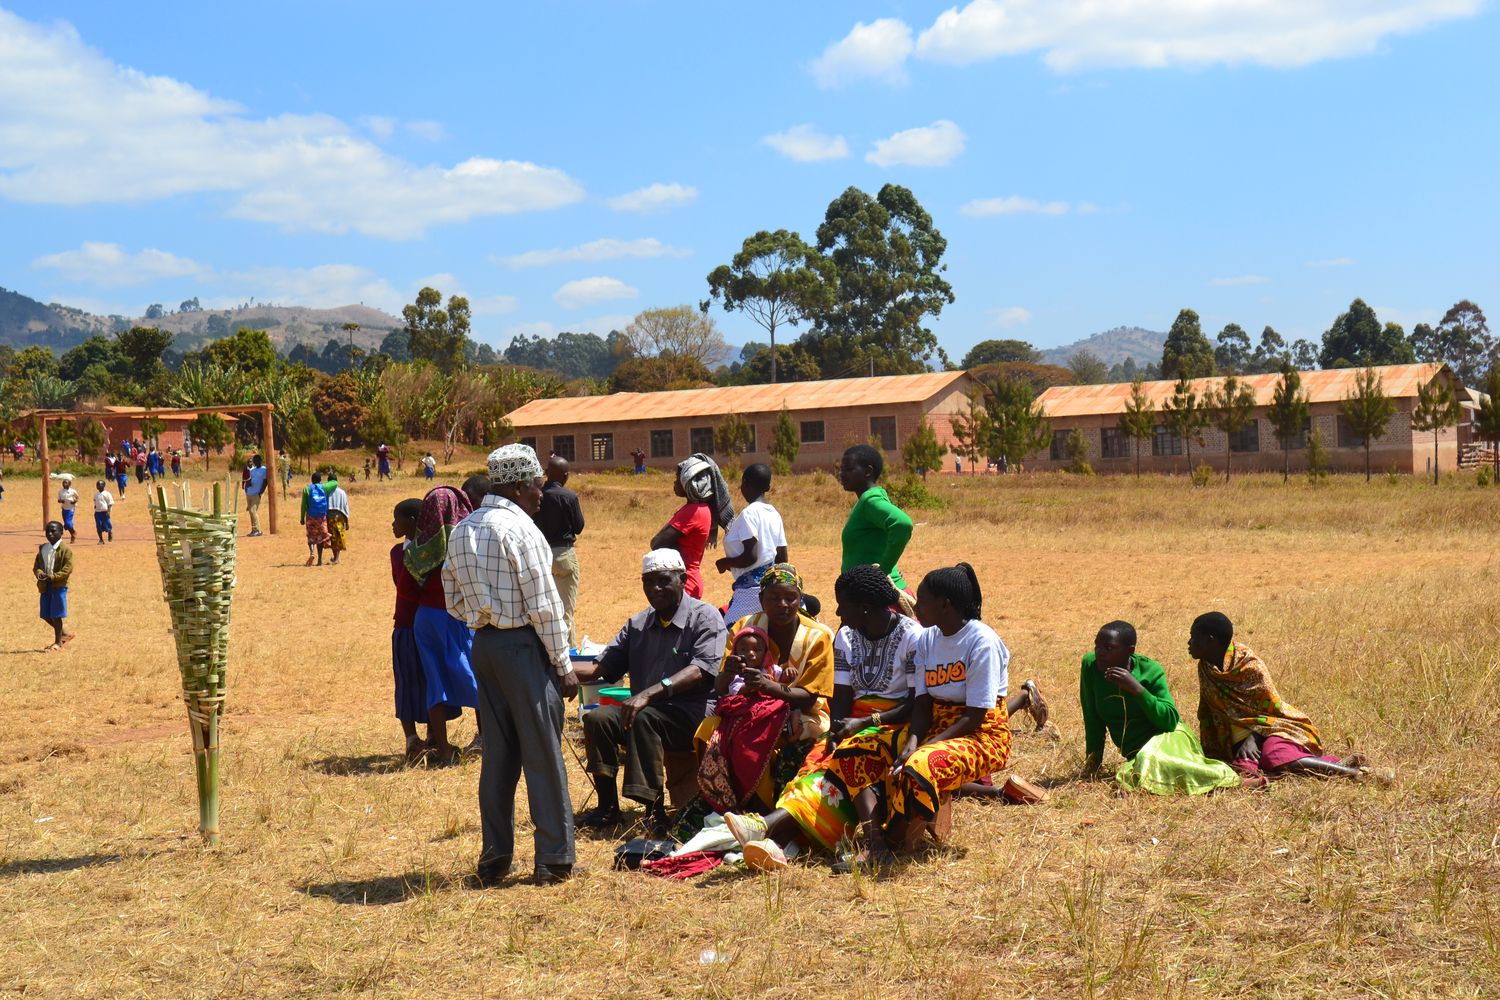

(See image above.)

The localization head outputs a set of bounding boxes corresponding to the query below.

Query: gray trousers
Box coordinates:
[470,627,575,868]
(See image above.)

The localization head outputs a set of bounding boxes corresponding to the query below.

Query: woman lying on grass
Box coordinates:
[1190,611,1368,781]
[1080,620,1240,795]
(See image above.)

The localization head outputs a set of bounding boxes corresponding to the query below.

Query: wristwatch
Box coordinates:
[659,676,674,696]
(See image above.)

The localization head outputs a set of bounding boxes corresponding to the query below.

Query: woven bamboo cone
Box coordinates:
[151,482,237,846]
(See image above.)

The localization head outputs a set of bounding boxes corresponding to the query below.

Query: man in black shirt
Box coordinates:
[533,455,585,648]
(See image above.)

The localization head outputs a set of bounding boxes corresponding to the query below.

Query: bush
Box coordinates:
[315,462,357,482]
[770,455,793,478]
[1306,429,1330,482]
[1478,465,1494,487]
[886,472,947,510]
[1191,462,1215,487]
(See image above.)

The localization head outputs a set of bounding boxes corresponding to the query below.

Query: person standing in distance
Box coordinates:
[244,455,269,537]
[533,456,585,650]
[445,444,579,887]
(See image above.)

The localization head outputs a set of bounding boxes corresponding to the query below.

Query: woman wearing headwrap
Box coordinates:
[650,453,735,600]
[405,485,477,766]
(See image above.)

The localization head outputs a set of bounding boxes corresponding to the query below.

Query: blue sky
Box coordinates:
[2,1,1496,359]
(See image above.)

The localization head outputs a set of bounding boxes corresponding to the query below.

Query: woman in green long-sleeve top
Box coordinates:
[1081,620,1240,795]
[838,444,914,596]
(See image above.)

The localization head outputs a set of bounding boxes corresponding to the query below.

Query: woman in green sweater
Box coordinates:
[838,444,914,598]
[1081,620,1240,795]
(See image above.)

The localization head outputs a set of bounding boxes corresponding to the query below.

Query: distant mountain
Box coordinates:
[0,286,400,355]
[1039,326,1166,368]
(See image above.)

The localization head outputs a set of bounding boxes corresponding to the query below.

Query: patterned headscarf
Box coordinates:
[758,562,803,591]
[403,485,473,584]
[676,453,735,546]
[488,443,543,485]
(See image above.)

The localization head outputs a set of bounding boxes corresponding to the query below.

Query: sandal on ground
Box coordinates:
[427,743,462,768]
[404,736,428,766]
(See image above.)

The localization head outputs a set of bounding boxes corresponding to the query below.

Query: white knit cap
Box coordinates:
[641,548,686,575]
[487,443,543,485]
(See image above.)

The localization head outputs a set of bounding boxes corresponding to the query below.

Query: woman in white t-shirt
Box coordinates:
[715,464,789,622]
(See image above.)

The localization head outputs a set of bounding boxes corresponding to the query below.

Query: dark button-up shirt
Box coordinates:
[534,481,585,547]
[594,595,726,716]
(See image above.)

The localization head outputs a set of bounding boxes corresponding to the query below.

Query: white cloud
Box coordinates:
[359,115,397,139]
[911,0,1482,72]
[866,120,966,167]
[1210,275,1271,286]
[0,10,584,238]
[763,124,850,162]
[470,295,520,316]
[219,264,406,313]
[33,242,206,287]
[498,237,691,269]
[811,18,914,87]
[1307,256,1356,268]
[606,182,698,213]
[961,196,1071,217]
[404,119,447,141]
[990,306,1032,328]
[553,276,638,309]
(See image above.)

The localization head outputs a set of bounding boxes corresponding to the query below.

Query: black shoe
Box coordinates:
[474,857,512,889]
[533,863,573,885]
[578,806,622,829]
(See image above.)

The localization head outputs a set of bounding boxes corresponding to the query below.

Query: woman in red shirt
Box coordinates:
[650,453,734,600]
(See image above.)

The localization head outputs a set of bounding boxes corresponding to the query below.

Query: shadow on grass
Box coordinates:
[305,753,407,776]
[0,853,130,878]
[303,871,449,905]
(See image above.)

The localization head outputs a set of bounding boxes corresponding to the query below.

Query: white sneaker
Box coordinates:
[743,839,789,872]
[724,812,768,848]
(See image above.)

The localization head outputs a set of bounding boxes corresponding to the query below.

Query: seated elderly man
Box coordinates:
[574,549,727,834]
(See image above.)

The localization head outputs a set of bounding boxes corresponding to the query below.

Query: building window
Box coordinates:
[1337,415,1367,449]
[518,436,536,451]
[552,435,575,462]
[590,433,614,462]
[869,416,897,451]
[689,426,715,455]
[1101,427,1129,459]
[800,420,825,444]
[1050,429,1071,462]
[1151,424,1183,457]
[1229,419,1260,453]
[1279,417,1312,450]
[650,429,674,458]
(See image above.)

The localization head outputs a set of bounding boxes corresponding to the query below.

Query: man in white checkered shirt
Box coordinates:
[445,443,580,887]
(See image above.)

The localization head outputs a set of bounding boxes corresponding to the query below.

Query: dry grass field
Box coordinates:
[1,451,1497,999]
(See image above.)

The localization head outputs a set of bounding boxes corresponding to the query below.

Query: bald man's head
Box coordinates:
[546,455,569,484]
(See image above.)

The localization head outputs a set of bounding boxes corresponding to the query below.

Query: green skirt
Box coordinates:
[1116,725,1240,796]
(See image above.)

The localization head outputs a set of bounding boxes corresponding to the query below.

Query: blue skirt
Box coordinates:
[95,511,112,534]
[62,509,75,530]
[391,626,430,723]
[40,587,68,620]
[413,604,476,713]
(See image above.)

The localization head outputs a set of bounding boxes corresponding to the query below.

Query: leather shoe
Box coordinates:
[533,863,574,885]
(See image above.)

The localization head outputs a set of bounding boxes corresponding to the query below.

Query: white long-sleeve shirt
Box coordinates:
[443,495,571,674]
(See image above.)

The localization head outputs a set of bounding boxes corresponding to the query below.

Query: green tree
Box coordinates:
[713,411,754,470]
[1160,309,1215,380]
[607,355,713,393]
[983,376,1051,469]
[807,184,954,377]
[705,229,837,384]
[1472,366,1500,485]
[901,416,946,479]
[1251,326,1289,373]
[1214,323,1252,373]
[769,404,799,476]
[1266,367,1310,483]
[360,396,404,460]
[1064,428,1093,475]
[1422,300,1494,384]
[1339,366,1395,481]
[1306,428,1330,482]
[9,345,58,381]
[116,326,175,380]
[1067,349,1109,385]
[1119,378,1155,476]
[1410,376,1463,485]
[203,327,279,376]
[623,306,731,368]
[949,390,991,473]
[1162,374,1209,472]
[403,287,470,374]
[1209,373,1257,481]
[284,407,330,473]
[75,417,106,459]
[960,339,1040,367]
[1320,298,1414,368]
[189,413,232,470]
[310,372,368,448]
[58,336,121,381]
[735,343,823,384]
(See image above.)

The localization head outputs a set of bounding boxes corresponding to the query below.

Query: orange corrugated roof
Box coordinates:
[506,371,973,427]
[1035,363,1449,418]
